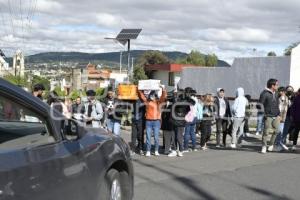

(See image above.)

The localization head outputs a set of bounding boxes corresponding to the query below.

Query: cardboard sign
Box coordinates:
[117,84,138,100]
[138,79,161,90]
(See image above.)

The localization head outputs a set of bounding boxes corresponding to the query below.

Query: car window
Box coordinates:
[0,95,56,151]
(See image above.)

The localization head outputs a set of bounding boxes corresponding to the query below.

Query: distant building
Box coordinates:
[86,63,111,90]
[179,45,300,98]
[144,64,209,92]
[13,50,25,77]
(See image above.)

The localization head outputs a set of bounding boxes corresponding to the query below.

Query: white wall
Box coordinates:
[152,71,181,92]
[290,44,300,90]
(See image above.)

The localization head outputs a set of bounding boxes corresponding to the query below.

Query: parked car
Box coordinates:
[0,78,134,200]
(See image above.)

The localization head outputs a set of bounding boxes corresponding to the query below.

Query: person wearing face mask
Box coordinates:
[277,86,296,150]
[84,89,103,128]
[138,85,166,157]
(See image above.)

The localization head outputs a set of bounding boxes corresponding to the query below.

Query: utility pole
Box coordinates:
[119,51,123,74]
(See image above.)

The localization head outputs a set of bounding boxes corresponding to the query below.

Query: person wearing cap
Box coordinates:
[138,85,167,157]
[83,89,103,128]
[32,83,45,100]
[214,88,232,147]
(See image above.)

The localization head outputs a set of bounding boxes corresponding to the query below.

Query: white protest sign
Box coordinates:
[138,79,161,90]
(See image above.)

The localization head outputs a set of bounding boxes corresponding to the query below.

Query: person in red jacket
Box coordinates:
[138,85,166,157]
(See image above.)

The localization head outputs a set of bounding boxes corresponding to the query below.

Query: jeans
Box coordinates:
[107,118,121,136]
[216,118,229,146]
[256,114,264,133]
[184,118,197,150]
[146,120,161,152]
[231,118,245,145]
[262,117,280,147]
[174,127,184,152]
[275,122,285,145]
[163,130,174,154]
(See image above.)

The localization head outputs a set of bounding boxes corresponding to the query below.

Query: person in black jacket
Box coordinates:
[170,90,190,157]
[259,78,280,153]
[131,98,145,155]
[214,88,232,147]
[162,100,176,156]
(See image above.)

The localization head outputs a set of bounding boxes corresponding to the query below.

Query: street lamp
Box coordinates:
[105,29,142,82]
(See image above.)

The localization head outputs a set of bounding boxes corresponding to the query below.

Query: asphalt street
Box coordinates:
[120,129,300,200]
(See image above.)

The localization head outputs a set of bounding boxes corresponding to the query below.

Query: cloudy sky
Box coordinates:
[0,0,300,63]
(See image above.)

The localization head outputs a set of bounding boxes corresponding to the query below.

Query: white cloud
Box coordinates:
[0,0,300,62]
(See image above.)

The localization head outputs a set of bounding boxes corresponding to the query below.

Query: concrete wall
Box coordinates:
[290,45,300,90]
[152,71,181,92]
[179,57,291,99]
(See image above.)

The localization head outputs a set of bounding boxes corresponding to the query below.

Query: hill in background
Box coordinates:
[24,50,230,67]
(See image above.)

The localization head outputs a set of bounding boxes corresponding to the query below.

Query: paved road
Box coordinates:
[120,129,300,200]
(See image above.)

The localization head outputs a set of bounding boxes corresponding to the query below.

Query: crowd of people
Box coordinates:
[32,78,300,157]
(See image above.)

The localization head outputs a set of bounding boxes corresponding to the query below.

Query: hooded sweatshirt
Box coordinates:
[232,87,248,118]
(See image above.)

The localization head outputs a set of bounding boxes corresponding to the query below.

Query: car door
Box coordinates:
[0,91,91,200]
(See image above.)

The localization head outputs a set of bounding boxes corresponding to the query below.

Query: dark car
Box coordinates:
[0,78,134,200]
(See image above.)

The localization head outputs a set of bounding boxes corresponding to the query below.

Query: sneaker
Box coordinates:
[177,151,183,157]
[216,145,221,148]
[201,146,207,150]
[291,145,297,151]
[281,144,289,151]
[230,143,236,149]
[275,145,283,152]
[268,145,274,152]
[145,151,151,157]
[261,146,267,154]
[154,151,160,156]
[130,151,136,156]
[139,150,144,155]
[167,151,177,157]
[182,149,189,153]
[193,148,198,152]
[255,132,260,136]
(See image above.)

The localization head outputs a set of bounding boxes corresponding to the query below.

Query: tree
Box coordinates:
[284,42,300,56]
[267,51,277,56]
[136,50,170,66]
[177,50,206,66]
[31,75,50,91]
[206,54,218,66]
[53,86,65,98]
[3,74,28,88]
[133,50,168,84]
[69,90,81,100]
[132,65,148,85]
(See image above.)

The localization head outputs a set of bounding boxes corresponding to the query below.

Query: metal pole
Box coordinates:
[131,57,134,80]
[120,51,122,74]
[127,39,130,82]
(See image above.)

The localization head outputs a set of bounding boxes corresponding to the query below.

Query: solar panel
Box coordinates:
[116,29,142,40]
[0,49,5,58]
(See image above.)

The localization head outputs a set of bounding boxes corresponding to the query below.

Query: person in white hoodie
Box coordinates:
[230,87,248,148]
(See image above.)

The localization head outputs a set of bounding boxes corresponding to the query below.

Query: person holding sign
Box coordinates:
[138,84,166,157]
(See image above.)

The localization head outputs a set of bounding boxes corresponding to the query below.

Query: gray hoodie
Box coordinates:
[232,87,248,118]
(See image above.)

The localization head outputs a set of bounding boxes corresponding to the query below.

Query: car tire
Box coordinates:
[100,169,122,200]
